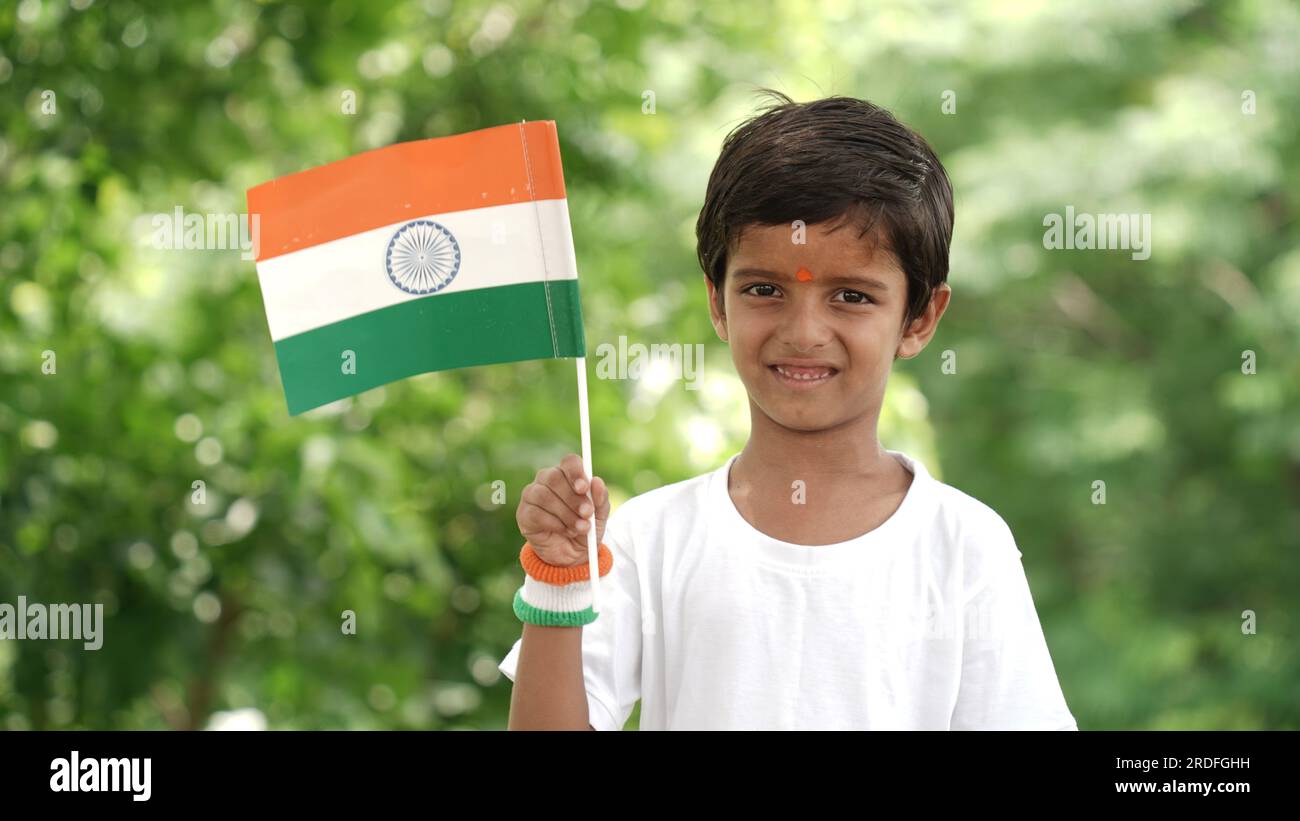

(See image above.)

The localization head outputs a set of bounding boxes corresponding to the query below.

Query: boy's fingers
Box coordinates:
[593,476,611,519]
[550,457,596,517]
[557,453,588,494]
[523,482,586,535]
[537,469,588,519]
[517,497,571,541]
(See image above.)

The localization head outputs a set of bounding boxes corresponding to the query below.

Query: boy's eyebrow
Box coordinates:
[732,267,890,291]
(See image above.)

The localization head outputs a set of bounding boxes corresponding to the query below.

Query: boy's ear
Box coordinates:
[896,283,951,360]
[705,273,728,343]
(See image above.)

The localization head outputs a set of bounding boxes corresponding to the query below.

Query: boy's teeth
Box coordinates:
[775,365,833,380]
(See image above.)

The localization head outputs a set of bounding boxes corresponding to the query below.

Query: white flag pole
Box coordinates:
[576,355,602,614]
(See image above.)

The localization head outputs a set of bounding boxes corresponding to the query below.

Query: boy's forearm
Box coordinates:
[507,623,597,730]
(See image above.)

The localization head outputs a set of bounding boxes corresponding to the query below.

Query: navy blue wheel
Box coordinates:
[385,220,461,295]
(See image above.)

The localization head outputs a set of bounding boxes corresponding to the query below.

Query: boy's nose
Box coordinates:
[777,294,834,351]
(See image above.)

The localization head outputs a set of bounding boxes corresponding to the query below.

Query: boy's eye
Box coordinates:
[739,284,874,304]
[837,289,873,305]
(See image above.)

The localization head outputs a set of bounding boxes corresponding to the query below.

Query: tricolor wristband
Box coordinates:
[513,542,613,627]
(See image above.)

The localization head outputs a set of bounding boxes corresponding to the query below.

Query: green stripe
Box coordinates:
[513,588,598,627]
[273,279,585,415]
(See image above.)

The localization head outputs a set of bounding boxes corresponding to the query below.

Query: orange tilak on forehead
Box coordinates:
[795,266,814,282]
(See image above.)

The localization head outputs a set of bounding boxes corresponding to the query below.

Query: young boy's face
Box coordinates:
[705,219,949,434]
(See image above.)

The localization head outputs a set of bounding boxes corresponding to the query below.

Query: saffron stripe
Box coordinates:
[247,121,568,261]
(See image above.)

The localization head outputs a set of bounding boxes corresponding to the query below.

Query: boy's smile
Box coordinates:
[706,218,947,434]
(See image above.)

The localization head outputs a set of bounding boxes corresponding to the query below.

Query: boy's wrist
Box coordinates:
[519,541,613,582]
[513,541,613,627]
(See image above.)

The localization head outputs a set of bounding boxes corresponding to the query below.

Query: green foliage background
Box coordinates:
[1,0,1297,729]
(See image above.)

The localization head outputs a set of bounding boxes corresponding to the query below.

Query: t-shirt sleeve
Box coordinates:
[497,505,643,731]
[949,517,1078,731]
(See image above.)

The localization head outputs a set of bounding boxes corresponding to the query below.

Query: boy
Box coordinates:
[497,91,1078,731]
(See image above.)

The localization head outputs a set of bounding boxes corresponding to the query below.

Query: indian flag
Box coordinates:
[246,121,586,415]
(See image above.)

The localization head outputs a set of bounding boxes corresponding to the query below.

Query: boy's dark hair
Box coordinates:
[695,90,954,329]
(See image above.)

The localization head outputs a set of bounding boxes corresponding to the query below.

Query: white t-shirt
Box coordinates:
[498,449,1078,730]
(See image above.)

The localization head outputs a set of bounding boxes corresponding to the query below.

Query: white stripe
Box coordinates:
[521,575,593,612]
[255,199,578,341]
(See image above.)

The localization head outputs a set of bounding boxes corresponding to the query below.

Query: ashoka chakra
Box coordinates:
[385,220,461,295]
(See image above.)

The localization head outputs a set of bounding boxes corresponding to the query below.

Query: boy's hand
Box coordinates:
[516,453,610,568]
